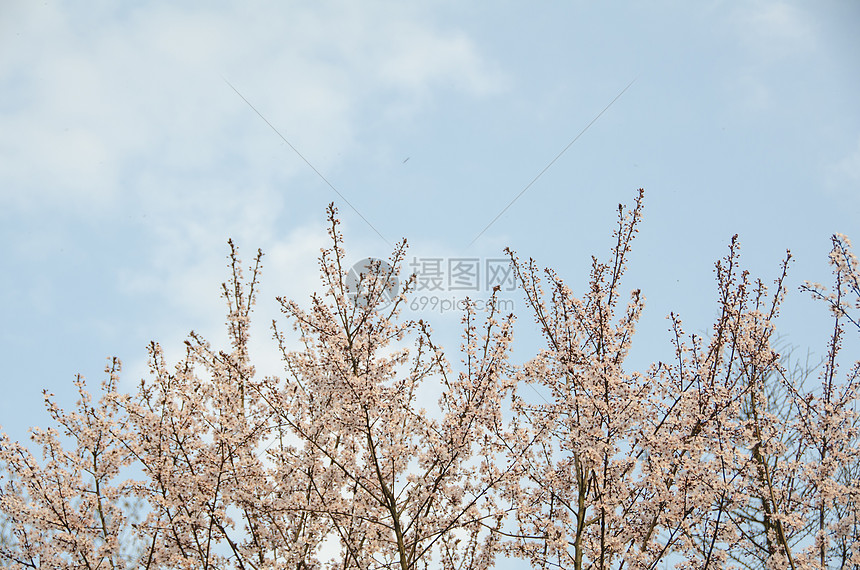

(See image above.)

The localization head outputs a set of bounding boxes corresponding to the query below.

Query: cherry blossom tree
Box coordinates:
[499,192,859,569]
[255,206,517,569]
[1,195,858,569]
[0,207,518,570]
[499,190,734,568]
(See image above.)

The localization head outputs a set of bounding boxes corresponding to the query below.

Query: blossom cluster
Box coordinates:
[1,195,858,569]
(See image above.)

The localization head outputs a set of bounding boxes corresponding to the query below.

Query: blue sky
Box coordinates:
[1,1,859,447]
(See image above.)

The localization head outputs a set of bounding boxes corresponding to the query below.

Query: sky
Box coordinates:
[1,1,859,453]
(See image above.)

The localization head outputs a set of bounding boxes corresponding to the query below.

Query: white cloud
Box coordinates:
[377,24,506,96]
[721,1,819,112]
[827,136,860,192]
[0,1,509,375]
[0,1,505,215]
[1,0,511,453]
[116,215,332,391]
[735,1,816,61]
